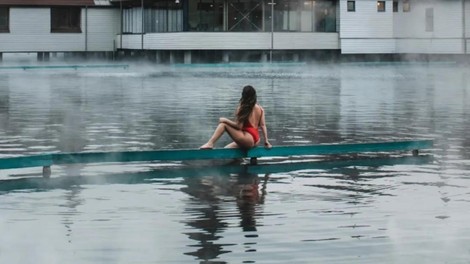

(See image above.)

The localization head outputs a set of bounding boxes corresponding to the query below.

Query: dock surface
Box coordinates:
[0,140,433,172]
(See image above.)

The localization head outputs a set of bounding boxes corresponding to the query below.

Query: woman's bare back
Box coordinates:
[246,104,263,127]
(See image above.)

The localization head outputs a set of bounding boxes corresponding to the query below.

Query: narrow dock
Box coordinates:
[0,64,129,70]
[0,155,434,193]
[0,140,433,178]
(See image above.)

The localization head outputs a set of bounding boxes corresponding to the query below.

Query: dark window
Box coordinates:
[314,0,337,32]
[347,1,355,12]
[51,7,81,33]
[188,0,224,32]
[403,0,410,12]
[393,0,398,12]
[0,7,9,33]
[228,0,262,32]
[377,1,386,12]
[425,8,433,32]
[264,0,336,33]
[146,1,183,32]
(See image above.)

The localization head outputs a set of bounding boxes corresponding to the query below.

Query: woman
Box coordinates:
[200,85,272,149]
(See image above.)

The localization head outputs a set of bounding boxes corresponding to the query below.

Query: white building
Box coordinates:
[0,0,119,60]
[340,0,469,54]
[0,0,469,62]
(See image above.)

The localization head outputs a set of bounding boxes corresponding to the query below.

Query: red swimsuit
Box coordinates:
[243,121,260,143]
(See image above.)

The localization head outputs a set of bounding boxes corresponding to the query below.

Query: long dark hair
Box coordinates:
[237,85,257,125]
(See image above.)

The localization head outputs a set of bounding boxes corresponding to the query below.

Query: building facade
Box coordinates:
[0,0,119,57]
[341,0,469,54]
[0,0,469,62]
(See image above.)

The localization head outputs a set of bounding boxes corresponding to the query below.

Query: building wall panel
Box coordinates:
[340,0,465,54]
[117,32,339,50]
[340,0,394,39]
[0,7,117,52]
[275,33,340,49]
[394,0,463,38]
[341,39,396,54]
[86,8,120,51]
[396,38,463,54]
[0,8,84,52]
[465,0,470,38]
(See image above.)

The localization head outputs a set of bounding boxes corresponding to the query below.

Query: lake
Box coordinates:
[0,61,469,263]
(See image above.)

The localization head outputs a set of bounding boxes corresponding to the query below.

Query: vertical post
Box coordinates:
[43,166,51,178]
[183,0,189,31]
[261,52,268,63]
[250,157,258,165]
[292,53,299,62]
[223,51,230,63]
[85,6,88,53]
[169,51,175,64]
[141,0,144,50]
[261,0,265,31]
[269,0,275,63]
[224,0,228,31]
[463,0,467,54]
[156,50,162,63]
[120,0,123,49]
[184,50,192,64]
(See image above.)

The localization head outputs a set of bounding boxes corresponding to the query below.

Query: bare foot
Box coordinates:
[199,143,213,149]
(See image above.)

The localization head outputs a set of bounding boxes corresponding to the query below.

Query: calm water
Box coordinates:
[0,62,469,263]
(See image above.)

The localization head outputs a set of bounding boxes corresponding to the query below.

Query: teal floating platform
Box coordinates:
[0,64,129,70]
[0,155,434,193]
[0,140,433,177]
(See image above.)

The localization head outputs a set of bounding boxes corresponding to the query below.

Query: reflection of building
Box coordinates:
[0,0,469,62]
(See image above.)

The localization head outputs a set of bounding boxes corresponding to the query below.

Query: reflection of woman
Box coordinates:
[236,173,269,233]
[200,85,272,149]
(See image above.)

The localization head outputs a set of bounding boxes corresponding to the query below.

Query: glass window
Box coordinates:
[300,0,314,32]
[122,1,183,33]
[147,1,183,32]
[393,0,398,12]
[273,1,290,31]
[0,7,9,32]
[315,0,336,32]
[228,0,262,32]
[271,0,300,32]
[403,0,410,12]
[188,0,223,32]
[377,1,385,12]
[51,7,81,33]
[269,0,335,33]
[425,8,433,32]
[347,1,355,12]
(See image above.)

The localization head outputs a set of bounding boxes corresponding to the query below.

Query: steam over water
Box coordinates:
[0,62,469,263]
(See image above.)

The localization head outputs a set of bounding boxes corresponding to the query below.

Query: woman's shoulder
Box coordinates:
[255,104,264,112]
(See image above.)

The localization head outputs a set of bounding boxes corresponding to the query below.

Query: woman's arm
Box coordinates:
[219,117,242,129]
[259,108,272,148]
[218,105,242,129]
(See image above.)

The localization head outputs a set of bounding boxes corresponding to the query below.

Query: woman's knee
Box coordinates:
[216,123,226,130]
[220,123,228,131]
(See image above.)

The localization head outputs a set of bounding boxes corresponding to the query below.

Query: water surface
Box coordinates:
[0,62,469,263]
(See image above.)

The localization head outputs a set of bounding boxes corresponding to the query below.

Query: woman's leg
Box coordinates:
[224,125,254,148]
[224,142,239,148]
[200,123,254,149]
[200,123,226,149]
